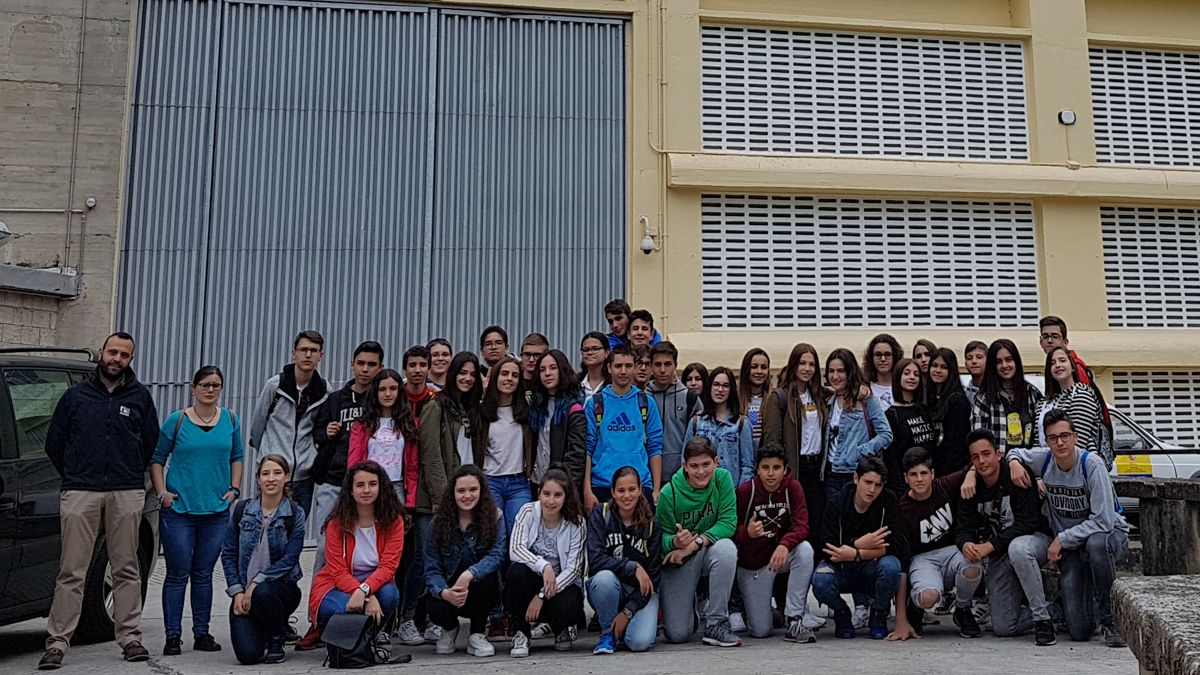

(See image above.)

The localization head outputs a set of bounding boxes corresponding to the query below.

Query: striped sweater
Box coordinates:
[509,501,586,588]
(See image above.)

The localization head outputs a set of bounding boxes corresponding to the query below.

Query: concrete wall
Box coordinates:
[0,0,132,348]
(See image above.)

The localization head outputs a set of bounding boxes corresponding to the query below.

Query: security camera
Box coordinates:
[640,234,655,254]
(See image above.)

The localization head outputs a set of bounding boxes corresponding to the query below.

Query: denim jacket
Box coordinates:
[220,497,306,597]
[423,510,507,598]
[685,412,756,485]
[825,395,892,475]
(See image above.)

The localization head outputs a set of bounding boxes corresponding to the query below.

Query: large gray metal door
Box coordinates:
[118,0,626,417]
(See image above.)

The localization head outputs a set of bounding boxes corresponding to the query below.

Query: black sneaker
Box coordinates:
[1101,623,1126,648]
[867,609,889,640]
[163,636,182,656]
[193,634,222,652]
[1034,619,1057,646]
[906,602,925,637]
[122,642,150,662]
[283,623,301,645]
[833,609,855,639]
[37,648,64,670]
[264,634,286,664]
[953,606,982,638]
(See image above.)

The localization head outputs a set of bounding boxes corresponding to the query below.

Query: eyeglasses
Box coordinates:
[872,352,893,360]
[581,346,604,354]
[1039,333,1064,343]
[1045,432,1075,445]
[483,340,506,349]
[521,352,545,360]
[711,382,731,389]
[196,383,223,390]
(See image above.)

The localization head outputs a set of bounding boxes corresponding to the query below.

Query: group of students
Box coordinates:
[34,304,1129,670]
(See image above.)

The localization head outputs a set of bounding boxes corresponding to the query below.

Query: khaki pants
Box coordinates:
[46,489,145,652]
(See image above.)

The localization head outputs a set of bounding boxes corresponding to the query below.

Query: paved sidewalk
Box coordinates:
[0,550,1138,674]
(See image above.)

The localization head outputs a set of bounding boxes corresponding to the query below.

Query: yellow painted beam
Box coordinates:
[696,10,1031,39]
[667,153,1200,204]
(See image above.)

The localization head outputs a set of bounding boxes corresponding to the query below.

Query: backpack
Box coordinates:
[322,614,408,669]
[593,390,650,447]
[1040,450,1123,514]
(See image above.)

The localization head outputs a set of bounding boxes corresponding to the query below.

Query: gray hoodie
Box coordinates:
[1011,447,1128,549]
[647,377,699,483]
[249,365,329,484]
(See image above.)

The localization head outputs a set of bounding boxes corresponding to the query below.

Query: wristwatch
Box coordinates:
[359,582,371,596]
[537,590,546,600]
[228,486,241,499]
[854,549,862,562]
[622,608,634,619]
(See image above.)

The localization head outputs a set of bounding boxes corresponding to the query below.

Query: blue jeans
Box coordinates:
[229,579,301,665]
[811,556,901,616]
[586,570,658,651]
[401,513,433,620]
[317,582,401,627]
[1059,529,1128,641]
[160,508,228,638]
[487,473,532,536]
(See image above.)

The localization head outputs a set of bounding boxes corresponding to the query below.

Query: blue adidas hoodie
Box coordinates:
[585,384,664,489]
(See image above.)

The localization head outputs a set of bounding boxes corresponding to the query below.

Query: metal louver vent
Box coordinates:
[700,24,1029,160]
[1112,371,1200,447]
[1102,205,1200,328]
[700,194,1040,329]
[1092,46,1200,166]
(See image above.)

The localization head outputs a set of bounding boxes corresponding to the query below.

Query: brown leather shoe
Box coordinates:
[122,641,150,662]
[294,625,323,651]
[37,648,64,670]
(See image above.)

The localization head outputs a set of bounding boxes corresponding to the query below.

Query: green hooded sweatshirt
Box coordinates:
[656,466,737,554]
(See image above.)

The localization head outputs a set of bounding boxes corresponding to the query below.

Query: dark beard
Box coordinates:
[99,364,125,383]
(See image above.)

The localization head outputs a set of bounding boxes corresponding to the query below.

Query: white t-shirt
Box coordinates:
[456,424,474,466]
[799,391,821,456]
[484,406,524,476]
[870,382,894,411]
[368,417,406,483]
[352,524,379,577]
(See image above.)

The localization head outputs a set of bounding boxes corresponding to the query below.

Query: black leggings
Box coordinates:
[426,573,501,635]
[504,565,584,637]
[229,580,301,665]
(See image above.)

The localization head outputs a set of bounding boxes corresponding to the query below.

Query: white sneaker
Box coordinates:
[851,605,869,629]
[424,624,444,643]
[395,619,424,646]
[467,632,495,657]
[802,613,827,630]
[510,632,530,658]
[435,626,458,655]
[530,622,553,640]
[728,612,748,633]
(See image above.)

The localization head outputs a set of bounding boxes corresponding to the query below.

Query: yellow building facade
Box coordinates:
[425,0,1200,444]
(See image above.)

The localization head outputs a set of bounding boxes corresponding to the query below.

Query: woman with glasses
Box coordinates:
[579,332,610,399]
[862,334,904,412]
[151,366,244,656]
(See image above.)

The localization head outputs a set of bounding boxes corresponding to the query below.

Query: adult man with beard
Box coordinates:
[39,332,160,670]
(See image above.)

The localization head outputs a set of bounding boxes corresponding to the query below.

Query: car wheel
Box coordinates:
[75,534,152,644]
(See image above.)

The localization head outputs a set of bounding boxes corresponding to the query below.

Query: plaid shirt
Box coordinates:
[970,383,1045,457]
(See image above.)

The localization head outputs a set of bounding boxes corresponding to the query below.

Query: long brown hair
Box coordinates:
[432,465,500,551]
[480,357,529,423]
[738,348,771,413]
[358,369,418,439]
[777,343,829,425]
[891,358,925,406]
[1043,346,1080,399]
[827,347,864,407]
[539,468,584,525]
[331,461,405,535]
[608,466,654,537]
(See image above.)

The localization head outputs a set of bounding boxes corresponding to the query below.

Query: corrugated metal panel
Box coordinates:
[119,1,627,428]
[118,0,221,391]
[205,0,432,417]
[430,10,626,350]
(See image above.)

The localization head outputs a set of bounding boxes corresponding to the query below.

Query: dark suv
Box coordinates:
[0,348,159,642]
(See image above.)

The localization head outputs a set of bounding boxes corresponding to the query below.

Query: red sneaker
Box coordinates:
[487,616,510,642]
[294,626,323,651]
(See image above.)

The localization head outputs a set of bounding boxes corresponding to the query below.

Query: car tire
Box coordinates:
[75,533,153,644]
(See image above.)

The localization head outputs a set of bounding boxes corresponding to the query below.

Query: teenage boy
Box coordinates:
[812,456,907,640]
[250,330,329,517]
[518,333,550,383]
[426,338,452,391]
[479,325,510,378]
[584,346,664,510]
[395,344,447,646]
[628,310,663,347]
[39,332,159,670]
[956,430,1054,645]
[657,437,741,647]
[963,341,987,406]
[605,298,633,349]
[888,447,982,641]
[733,446,816,643]
[1004,409,1129,647]
[646,341,699,483]
[632,345,652,391]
